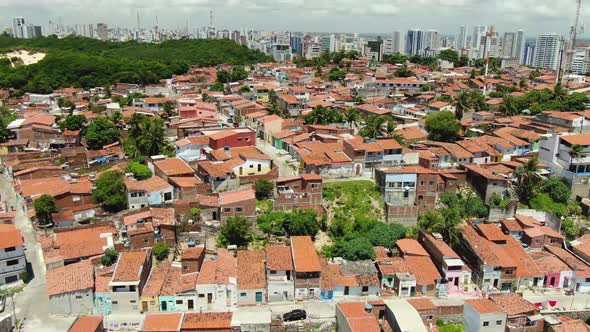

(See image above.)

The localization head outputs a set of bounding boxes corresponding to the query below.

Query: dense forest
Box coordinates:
[0,36,273,93]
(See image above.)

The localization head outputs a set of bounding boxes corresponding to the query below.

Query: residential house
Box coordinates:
[291,236,321,300]
[174,136,210,162]
[463,299,507,332]
[521,227,564,251]
[237,250,267,306]
[150,157,195,182]
[407,298,438,329]
[265,246,294,302]
[94,266,114,316]
[121,208,176,249]
[374,253,417,297]
[68,316,104,332]
[462,164,511,202]
[0,224,26,284]
[219,188,256,222]
[395,239,442,296]
[181,247,205,274]
[181,312,232,332]
[125,176,174,210]
[195,249,237,311]
[488,293,544,332]
[531,252,573,289]
[140,263,170,313]
[109,250,152,313]
[141,312,183,332]
[46,260,94,315]
[20,176,93,211]
[295,141,354,178]
[257,115,283,142]
[230,309,272,332]
[273,174,323,214]
[336,302,381,332]
[200,128,256,150]
[159,264,199,312]
[544,245,590,292]
[384,299,429,332]
[60,147,87,170]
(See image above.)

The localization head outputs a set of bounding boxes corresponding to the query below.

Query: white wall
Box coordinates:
[50,289,94,315]
[464,304,506,332]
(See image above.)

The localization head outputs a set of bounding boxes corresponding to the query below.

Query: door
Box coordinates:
[550,277,556,287]
[142,301,148,313]
[207,293,213,304]
[188,299,194,310]
[255,292,263,303]
[454,277,459,287]
[161,301,167,311]
[355,164,361,176]
[344,286,350,295]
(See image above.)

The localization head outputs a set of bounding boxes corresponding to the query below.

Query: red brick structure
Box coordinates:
[273,174,323,214]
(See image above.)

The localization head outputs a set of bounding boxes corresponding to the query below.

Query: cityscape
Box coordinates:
[1,1,590,332]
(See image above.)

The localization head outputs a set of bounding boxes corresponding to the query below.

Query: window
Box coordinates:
[404,191,409,198]
[586,278,590,282]
[504,269,514,275]
[144,238,149,244]
[176,300,182,304]
[429,181,435,185]
[73,195,81,202]
[198,294,205,298]
[235,207,243,213]
[150,301,156,305]
[4,247,15,252]
[223,208,232,213]
[496,320,503,326]
[129,285,136,292]
[164,192,172,201]
[249,164,254,168]
[420,181,425,186]
[240,292,247,297]
[6,259,19,266]
[130,300,136,303]
[131,193,138,198]
[75,295,83,300]
[483,321,489,327]
[388,182,395,188]
[5,275,17,283]
[311,183,319,189]
[270,270,277,275]
[426,315,433,320]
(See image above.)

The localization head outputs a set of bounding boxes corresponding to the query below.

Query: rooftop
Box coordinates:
[46,260,94,296]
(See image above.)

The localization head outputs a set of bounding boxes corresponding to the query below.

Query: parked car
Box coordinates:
[283,309,306,322]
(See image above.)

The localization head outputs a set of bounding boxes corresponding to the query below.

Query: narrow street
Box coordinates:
[256,139,299,177]
[0,173,74,331]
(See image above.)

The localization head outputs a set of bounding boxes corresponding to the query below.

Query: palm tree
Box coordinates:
[342,107,359,129]
[0,286,23,330]
[137,119,167,156]
[385,118,396,138]
[267,101,280,116]
[359,115,390,139]
[469,92,488,113]
[454,92,470,120]
[392,131,406,146]
[499,96,519,116]
[161,101,176,119]
[553,83,568,103]
[516,157,540,205]
[570,144,587,161]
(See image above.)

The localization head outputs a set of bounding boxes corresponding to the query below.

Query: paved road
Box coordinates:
[0,173,74,331]
[256,139,299,177]
[523,289,590,312]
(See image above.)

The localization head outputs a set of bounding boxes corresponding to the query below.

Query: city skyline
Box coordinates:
[0,0,586,35]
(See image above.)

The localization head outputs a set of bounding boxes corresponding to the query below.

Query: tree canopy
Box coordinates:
[0,106,16,143]
[58,114,86,131]
[257,209,320,237]
[84,117,120,150]
[33,194,57,225]
[218,216,252,248]
[425,111,461,142]
[255,179,273,200]
[304,106,343,125]
[125,161,153,180]
[0,36,272,93]
[93,171,127,213]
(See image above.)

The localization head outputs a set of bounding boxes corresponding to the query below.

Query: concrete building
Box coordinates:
[0,224,26,285]
[533,34,561,70]
[384,299,428,332]
[46,261,95,315]
[12,17,25,38]
[457,25,468,49]
[291,236,321,300]
[392,31,405,54]
[237,250,267,306]
[463,299,507,332]
[406,29,423,56]
[109,250,152,313]
[195,249,237,311]
[96,23,108,40]
[265,246,294,302]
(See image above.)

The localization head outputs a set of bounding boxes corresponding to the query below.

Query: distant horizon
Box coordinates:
[1,0,584,36]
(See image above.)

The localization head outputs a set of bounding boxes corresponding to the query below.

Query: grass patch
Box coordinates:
[437,321,465,332]
[323,181,383,221]
[256,199,273,214]
[77,163,113,175]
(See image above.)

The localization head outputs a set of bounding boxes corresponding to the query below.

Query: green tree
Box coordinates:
[0,106,16,143]
[125,161,153,180]
[84,117,120,150]
[58,114,86,131]
[499,96,520,116]
[540,177,571,204]
[109,111,122,125]
[516,157,541,205]
[438,49,460,66]
[93,171,127,212]
[342,107,359,129]
[359,115,394,139]
[553,83,568,103]
[393,66,415,78]
[368,223,406,248]
[230,66,249,81]
[33,194,57,225]
[454,92,470,120]
[284,209,320,237]
[135,118,167,156]
[161,100,176,119]
[570,144,587,160]
[101,248,118,266]
[328,68,346,81]
[153,243,170,261]
[218,216,252,248]
[303,106,343,125]
[238,85,251,93]
[255,179,274,200]
[425,111,460,142]
[338,238,376,261]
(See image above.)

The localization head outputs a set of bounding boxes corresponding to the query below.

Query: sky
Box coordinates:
[0,0,586,36]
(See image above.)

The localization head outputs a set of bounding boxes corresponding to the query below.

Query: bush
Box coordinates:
[125,161,153,180]
[153,243,170,261]
[255,179,273,200]
[92,171,128,213]
[19,271,30,284]
[101,248,118,266]
[218,216,252,248]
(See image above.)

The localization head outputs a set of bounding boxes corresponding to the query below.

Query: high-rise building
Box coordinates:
[423,30,439,50]
[406,29,423,55]
[478,26,499,59]
[319,35,332,52]
[532,34,561,70]
[471,25,486,50]
[25,25,42,39]
[524,45,536,66]
[96,23,108,40]
[571,46,590,74]
[392,31,405,54]
[501,30,526,64]
[515,30,526,64]
[290,35,303,56]
[457,25,468,49]
[12,17,25,38]
[366,38,384,62]
[502,32,516,58]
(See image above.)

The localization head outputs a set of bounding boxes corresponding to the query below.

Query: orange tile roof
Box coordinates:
[237,250,266,290]
[533,253,571,274]
[46,260,94,296]
[68,316,103,332]
[337,302,381,332]
[112,250,148,282]
[160,266,198,296]
[561,134,590,146]
[182,247,205,261]
[464,299,504,314]
[407,298,437,311]
[0,224,23,249]
[51,226,116,261]
[142,263,171,297]
[489,293,538,316]
[169,176,203,187]
[265,246,293,271]
[476,224,507,242]
[405,256,441,286]
[181,312,232,330]
[396,239,430,256]
[142,313,183,332]
[154,158,194,176]
[219,188,255,205]
[125,176,171,193]
[197,249,236,285]
[290,236,321,272]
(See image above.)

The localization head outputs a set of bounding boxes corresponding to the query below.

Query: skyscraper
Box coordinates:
[502,32,516,58]
[406,29,423,55]
[457,25,468,49]
[96,23,108,41]
[392,31,405,54]
[423,30,439,50]
[532,34,561,70]
[515,30,526,64]
[471,25,486,50]
[502,30,526,63]
[12,17,25,38]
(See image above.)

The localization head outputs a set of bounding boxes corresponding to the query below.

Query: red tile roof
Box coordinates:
[142,313,183,332]
[112,250,148,282]
[219,188,255,205]
[489,293,538,316]
[464,299,504,314]
[181,312,232,330]
[0,224,23,249]
[50,226,116,261]
[337,302,381,332]
[46,260,94,296]
[291,236,321,272]
[476,224,507,242]
[237,250,266,290]
[396,239,429,256]
[197,249,236,285]
[265,246,293,271]
[154,158,194,176]
[68,316,103,332]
